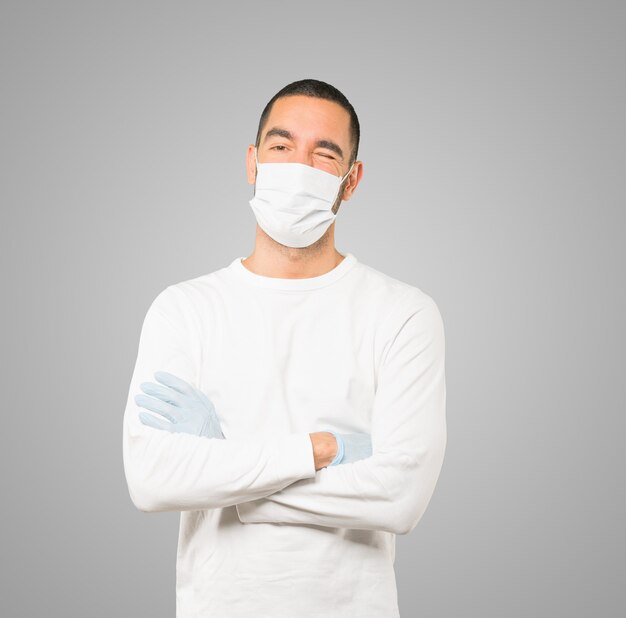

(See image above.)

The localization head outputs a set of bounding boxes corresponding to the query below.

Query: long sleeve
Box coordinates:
[235,293,447,535]
[122,285,316,513]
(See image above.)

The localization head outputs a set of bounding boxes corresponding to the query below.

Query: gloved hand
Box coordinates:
[328,432,372,466]
[135,370,225,439]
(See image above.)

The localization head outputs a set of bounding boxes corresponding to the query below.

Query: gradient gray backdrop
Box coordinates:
[1,1,624,616]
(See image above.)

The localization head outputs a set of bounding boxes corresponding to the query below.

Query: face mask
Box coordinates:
[249,147,355,248]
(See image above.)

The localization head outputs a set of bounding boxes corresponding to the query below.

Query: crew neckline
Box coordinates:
[228,252,358,291]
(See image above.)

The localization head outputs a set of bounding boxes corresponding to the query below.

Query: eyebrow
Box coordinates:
[263,127,345,160]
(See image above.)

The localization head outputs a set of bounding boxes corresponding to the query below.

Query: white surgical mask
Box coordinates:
[249,147,355,248]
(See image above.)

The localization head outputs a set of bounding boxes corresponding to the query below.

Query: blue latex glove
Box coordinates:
[328,432,372,466]
[135,370,225,439]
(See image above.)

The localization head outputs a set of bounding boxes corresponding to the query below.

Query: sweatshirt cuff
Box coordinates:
[329,432,345,466]
[273,432,317,483]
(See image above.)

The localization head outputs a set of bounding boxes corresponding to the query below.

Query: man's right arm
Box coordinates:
[122,285,317,513]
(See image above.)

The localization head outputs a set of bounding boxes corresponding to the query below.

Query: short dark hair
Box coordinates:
[255,79,360,165]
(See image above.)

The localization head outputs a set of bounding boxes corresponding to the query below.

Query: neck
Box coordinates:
[241,225,345,279]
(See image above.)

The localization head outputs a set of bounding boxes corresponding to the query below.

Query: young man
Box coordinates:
[123,79,447,617]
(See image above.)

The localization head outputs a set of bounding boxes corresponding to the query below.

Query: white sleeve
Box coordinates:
[122,285,316,513]
[235,294,447,535]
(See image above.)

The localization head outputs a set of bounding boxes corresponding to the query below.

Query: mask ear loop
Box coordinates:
[339,160,356,191]
[252,147,260,195]
[340,160,356,184]
[332,160,356,207]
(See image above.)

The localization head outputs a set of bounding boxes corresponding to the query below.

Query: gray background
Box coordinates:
[1,1,624,616]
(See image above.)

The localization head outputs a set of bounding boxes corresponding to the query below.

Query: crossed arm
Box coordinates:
[235,293,447,535]
[123,285,319,512]
[123,285,446,535]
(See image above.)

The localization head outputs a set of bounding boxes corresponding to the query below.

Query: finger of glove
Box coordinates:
[134,393,182,424]
[139,381,189,408]
[153,370,196,398]
[139,411,174,432]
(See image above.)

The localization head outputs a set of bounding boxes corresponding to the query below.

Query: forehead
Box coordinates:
[263,95,351,145]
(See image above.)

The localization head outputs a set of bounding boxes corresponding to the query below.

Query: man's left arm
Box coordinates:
[236,294,447,536]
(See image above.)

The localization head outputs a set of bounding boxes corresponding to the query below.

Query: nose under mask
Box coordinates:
[249,148,354,248]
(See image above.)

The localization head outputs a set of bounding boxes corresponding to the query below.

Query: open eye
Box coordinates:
[270,145,288,151]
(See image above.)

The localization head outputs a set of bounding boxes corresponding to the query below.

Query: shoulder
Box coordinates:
[350,259,443,325]
[144,264,230,336]
[149,261,232,314]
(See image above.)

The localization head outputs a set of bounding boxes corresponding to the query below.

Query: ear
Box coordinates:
[246,144,257,185]
[340,161,364,201]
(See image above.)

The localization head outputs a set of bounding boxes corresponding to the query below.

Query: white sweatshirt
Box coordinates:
[122,252,447,618]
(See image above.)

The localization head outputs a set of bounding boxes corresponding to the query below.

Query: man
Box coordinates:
[123,79,447,617]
